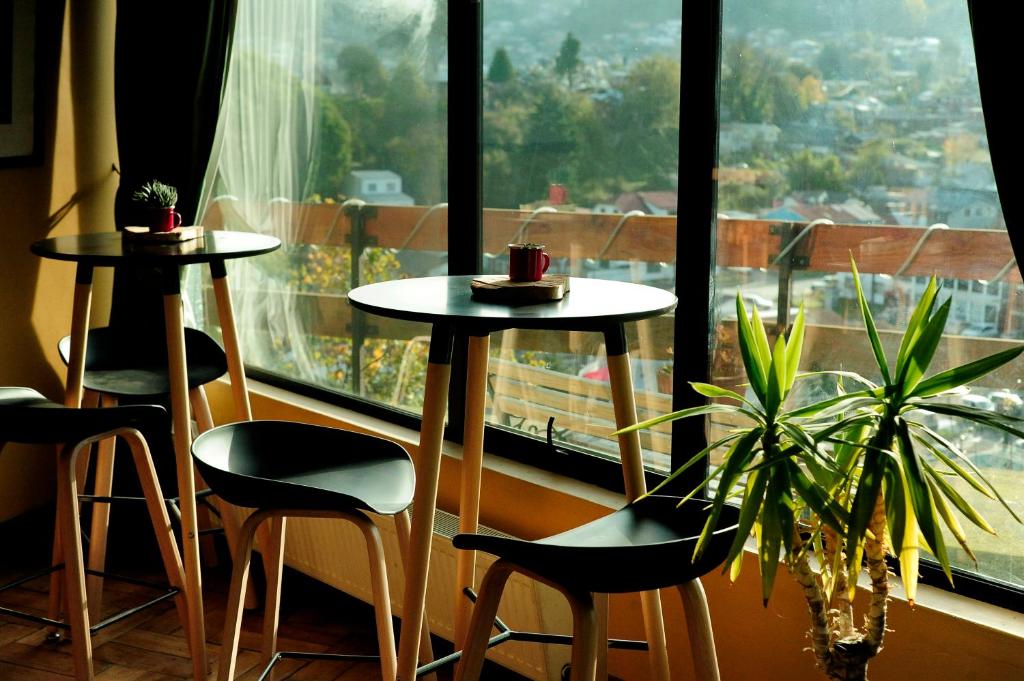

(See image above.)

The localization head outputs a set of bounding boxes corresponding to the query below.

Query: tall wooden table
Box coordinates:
[348,275,678,681]
[31,230,280,681]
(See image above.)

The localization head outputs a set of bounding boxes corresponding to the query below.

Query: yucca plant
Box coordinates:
[618,260,1024,681]
[131,179,178,209]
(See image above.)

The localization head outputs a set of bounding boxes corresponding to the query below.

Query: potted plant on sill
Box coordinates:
[618,259,1024,681]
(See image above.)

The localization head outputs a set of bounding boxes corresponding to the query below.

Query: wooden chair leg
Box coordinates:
[678,579,721,681]
[394,510,435,674]
[189,388,220,567]
[47,392,101,635]
[454,560,516,681]
[85,394,118,622]
[57,441,94,681]
[352,513,397,681]
[260,516,286,680]
[122,429,193,660]
[191,386,258,609]
[566,589,598,681]
[594,592,609,681]
[219,510,272,681]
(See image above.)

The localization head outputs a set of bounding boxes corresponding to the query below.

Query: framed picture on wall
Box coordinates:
[0,0,39,167]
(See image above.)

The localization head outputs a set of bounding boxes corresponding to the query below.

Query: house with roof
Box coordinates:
[343,170,415,206]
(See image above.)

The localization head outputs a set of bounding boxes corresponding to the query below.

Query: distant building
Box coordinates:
[761,196,882,224]
[596,191,677,216]
[343,170,414,206]
[929,187,1004,229]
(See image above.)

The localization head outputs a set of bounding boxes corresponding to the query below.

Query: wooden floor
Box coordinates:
[0,512,527,681]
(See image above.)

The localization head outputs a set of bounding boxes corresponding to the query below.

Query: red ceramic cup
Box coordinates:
[151,207,183,233]
[508,243,550,282]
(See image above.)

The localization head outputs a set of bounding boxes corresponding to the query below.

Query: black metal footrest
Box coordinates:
[415,587,649,677]
[258,650,383,681]
[0,564,178,634]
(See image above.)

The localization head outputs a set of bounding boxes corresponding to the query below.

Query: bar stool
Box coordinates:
[190,420,418,681]
[453,495,739,681]
[57,325,230,611]
[0,387,191,681]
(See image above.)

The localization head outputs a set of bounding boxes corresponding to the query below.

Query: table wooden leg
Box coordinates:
[605,333,670,681]
[211,263,253,422]
[454,333,489,649]
[63,266,93,409]
[163,283,207,681]
[396,325,454,681]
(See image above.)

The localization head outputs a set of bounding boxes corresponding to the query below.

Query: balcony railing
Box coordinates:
[198,199,1024,468]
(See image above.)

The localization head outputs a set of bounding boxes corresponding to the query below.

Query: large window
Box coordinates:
[713,0,1022,589]
[478,0,680,471]
[192,1,1023,603]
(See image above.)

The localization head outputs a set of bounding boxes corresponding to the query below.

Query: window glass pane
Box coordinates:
[482,0,681,472]
[714,1,1023,586]
[193,0,447,414]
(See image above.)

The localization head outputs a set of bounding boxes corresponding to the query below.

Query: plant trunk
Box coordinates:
[793,487,890,681]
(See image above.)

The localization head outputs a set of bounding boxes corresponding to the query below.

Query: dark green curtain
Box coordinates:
[109,1,237,328]
[968,3,1023,272]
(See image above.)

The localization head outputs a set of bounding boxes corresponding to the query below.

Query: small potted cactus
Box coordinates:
[132,179,181,232]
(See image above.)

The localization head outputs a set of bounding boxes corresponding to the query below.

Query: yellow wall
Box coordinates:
[206,381,1024,681]
[0,1,118,521]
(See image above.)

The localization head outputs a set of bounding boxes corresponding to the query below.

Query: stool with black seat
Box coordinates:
[0,387,192,681]
[191,419,423,681]
[57,323,231,613]
[453,495,740,681]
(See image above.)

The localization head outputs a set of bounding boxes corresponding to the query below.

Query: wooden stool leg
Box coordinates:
[678,579,721,681]
[260,516,286,680]
[57,441,94,681]
[594,592,609,681]
[189,388,221,568]
[218,510,270,681]
[352,514,397,681]
[454,560,515,681]
[394,510,435,674]
[190,386,258,609]
[86,394,118,622]
[122,429,193,659]
[48,392,101,635]
[566,589,598,681]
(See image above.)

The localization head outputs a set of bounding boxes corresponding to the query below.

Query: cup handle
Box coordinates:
[541,252,550,274]
[173,211,183,228]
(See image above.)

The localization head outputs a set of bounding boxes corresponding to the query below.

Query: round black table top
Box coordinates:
[31,230,281,267]
[348,275,677,332]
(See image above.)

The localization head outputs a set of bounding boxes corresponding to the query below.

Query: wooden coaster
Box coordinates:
[123,225,205,243]
[470,274,570,303]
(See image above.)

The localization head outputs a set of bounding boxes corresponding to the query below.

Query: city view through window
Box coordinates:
[195,0,1022,590]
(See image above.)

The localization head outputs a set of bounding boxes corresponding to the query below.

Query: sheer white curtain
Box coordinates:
[194,0,322,381]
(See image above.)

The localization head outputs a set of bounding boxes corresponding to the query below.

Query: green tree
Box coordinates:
[337,45,387,95]
[514,82,589,204]
[608,55,681,187]
[380,60,446,204]
[487,47,515,84]
[307,92,353,198]
[786,149,847,193]
[848,140,890,188]
[554,32,582,88]
[721,41,806,124]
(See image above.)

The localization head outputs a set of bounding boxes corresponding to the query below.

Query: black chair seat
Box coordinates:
[190,421,415,516]
[453,495,739,593]
[58,326,228,397]
[0,387,168,445]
